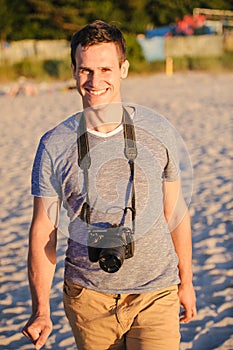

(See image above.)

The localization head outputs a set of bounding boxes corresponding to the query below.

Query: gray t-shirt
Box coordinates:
[32,104,180,293]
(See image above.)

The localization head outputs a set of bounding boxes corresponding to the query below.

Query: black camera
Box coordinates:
[88,226,134,273]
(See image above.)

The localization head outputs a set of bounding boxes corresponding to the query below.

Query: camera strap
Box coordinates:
[77,107,137,233]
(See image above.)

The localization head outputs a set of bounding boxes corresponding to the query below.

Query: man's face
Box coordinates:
[72,42,129,109]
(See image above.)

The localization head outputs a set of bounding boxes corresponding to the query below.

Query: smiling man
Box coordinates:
[22,20,196,350]
[72,43,129,108]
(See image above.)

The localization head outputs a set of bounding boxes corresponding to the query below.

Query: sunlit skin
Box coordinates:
[71,43,129,109]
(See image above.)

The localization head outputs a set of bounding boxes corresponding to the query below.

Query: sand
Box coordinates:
[0,72,232,349]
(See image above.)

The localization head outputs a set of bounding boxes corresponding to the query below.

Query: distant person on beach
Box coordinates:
[22,20,196,350]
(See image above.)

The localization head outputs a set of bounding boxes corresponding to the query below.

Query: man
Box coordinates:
[23,20,196,350]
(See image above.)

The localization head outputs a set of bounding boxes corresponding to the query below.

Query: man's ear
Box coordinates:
[71,63,77,79]
[120,60,129,79]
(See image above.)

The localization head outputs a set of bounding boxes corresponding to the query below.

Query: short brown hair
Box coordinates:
[71,20,126,68]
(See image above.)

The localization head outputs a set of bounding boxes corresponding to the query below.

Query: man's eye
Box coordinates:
[102,68,111,72]
[79,68,90,74]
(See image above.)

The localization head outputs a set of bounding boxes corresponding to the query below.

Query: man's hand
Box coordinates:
[178,283,197,323]
[22,314,52,349]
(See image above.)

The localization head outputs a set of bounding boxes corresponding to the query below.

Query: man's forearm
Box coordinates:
[163,179,196,322]
[170,209,193,284]
[28,226,57,315]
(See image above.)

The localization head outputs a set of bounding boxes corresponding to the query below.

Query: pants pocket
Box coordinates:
[63,279,86,299]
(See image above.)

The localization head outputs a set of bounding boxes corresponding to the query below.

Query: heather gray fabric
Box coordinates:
[32,104,180,293]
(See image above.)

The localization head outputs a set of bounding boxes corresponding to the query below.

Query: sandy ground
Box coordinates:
[0,72,232,349]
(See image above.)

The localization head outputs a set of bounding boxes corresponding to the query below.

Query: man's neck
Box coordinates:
[92,123,122,134]
[85,104,123,134]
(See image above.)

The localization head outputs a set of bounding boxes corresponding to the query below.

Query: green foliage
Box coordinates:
[146,0,188,27]
[11,57,72,81]
[43,59,71,78]
[172,53,233,72]
[2,0,232,41]
[13,59,45,79]
[43,60,61,77]
[0,0,13,41]
[0,51,231,83]
[145,0,233,27]
[125,34,146,71]
[221,52,233,70]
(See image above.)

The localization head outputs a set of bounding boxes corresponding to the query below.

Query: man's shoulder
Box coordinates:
[40,111,82,146]
[129,104,176,140]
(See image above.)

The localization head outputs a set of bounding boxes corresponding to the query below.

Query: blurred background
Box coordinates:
[0,0,233,82]
[1,2,232,349]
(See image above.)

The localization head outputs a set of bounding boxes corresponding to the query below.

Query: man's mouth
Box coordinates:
[87,88,108,96]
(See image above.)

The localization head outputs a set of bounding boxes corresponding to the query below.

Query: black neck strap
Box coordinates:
[77,107,137,232]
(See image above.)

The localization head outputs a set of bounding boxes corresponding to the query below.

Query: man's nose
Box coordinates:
[89,71,101,87]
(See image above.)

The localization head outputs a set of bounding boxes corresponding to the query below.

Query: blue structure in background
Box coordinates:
[137,36,165,62]
[137,20,214,62]
[145,26,176,38]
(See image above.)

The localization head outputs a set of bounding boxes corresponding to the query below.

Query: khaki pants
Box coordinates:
[63,280,180,350]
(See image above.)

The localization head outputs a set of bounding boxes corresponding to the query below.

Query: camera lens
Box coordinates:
[99,247,125,273]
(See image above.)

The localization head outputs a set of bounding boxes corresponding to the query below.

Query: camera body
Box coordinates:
[88,226,134,273]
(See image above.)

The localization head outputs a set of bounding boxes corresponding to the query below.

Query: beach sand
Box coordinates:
[0,72,232,349]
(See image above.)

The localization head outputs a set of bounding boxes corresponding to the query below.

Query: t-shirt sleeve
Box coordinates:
[163,148,180,181]
[31,135,61,198]
[162,129,180,182]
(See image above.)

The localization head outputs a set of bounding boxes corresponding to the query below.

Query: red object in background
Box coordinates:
[175,14,206,36]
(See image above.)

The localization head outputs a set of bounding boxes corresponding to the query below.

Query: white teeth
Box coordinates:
[89,89,106,96]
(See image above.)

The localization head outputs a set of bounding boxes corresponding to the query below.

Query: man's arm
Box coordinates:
[22,196,59,349]
[163,179,197,323]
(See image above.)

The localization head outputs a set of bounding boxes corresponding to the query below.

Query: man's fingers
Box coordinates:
[180,306,197,323]
[22,326,40,344]
[35,325,52,349]
[22,317,52,349]
[22,329,35,344]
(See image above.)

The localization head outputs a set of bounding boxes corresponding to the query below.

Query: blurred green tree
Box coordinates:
[146,0,233,27]
[0,0,13,42]
[1,0,232,41]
